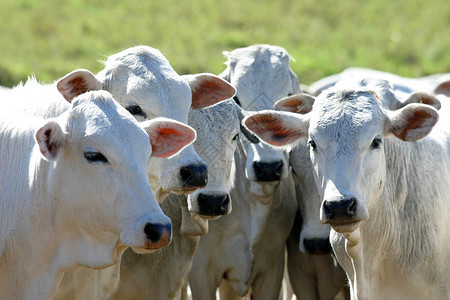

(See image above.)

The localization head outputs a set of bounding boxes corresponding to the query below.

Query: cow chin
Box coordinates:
[130,247,157,254]
[249,181,277,200]
[329,221,362,234]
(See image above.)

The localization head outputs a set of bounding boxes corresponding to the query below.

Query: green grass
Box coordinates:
[0,0,448,87]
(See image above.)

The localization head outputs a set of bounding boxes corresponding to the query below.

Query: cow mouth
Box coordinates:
[130,246,157,254]
[328,220,362,234]
[171,187,203,194]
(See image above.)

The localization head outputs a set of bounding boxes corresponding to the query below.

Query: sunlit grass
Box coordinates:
[0,0,448,87]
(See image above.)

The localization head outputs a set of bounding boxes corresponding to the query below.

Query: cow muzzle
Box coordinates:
[196,193,231,218]
[321,196,367,233]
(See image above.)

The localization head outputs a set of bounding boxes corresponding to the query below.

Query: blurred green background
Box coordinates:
[0,0,448,87]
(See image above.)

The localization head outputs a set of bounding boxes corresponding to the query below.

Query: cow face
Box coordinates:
[246,89,439,235]
[45,91,196,254]
[95,46,235,200]
[220,44,301,197]
[186,100,241,218]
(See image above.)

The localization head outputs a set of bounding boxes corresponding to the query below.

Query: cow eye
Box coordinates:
[370,138,382,150]
[84,151,109,164]
[287,93,293,96]
[232,134,239,141]
[126,105,147,118]
[308,139,317,151]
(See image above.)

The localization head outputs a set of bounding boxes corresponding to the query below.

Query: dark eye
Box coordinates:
[232,134,239,141]
[126,105,147,118]
[370,138,382,150]
[233,96,241,106]
[308,139,317,151]
[287,93,293,96]
[84,151,109,164]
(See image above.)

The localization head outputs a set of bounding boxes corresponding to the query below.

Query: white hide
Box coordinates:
[0,91,179,300]
[245,87,450,300]
[188,44,300,300]
[108,100,242,300]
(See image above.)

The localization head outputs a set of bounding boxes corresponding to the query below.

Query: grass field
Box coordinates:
[0,0,448,87]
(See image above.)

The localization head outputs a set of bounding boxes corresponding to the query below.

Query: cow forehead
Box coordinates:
[189,100,240,138]
[68,92,151,158]
[310,90,385,143]
[104,46,192,123]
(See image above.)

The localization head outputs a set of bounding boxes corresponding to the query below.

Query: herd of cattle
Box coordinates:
[0,44,449,300]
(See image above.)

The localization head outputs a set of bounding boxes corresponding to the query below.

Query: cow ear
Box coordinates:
[274,93,315,114]
[142,118,196,158]
[183,73,236,109]
[243,111,309,147]
[402,92,441,110]
[434,80,450,96]
[35,120,66,161]
[388,104,439,142]
[57,69,102,103]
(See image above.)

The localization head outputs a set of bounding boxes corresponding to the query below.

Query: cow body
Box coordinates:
[189,44,300,299]
[0,91,180,299]
[244,85,450,300]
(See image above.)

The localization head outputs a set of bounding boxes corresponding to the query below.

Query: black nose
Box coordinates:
[197,193,230,217]
[253,161,283,182]
[323,198,357,221]
[303,238,332,255]
[144,223,172,243]
[180,164,208,188]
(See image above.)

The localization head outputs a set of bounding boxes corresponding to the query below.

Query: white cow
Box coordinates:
[0,90,196,300]
[244,86,450,300]
[188,44,300,300]
[110,99,249,300]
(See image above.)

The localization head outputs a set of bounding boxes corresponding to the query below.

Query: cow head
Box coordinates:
[220,44,301,198]
[38,91,196,258]
[186,100,241,219]
[90,46,235,200]
[245,89,439,235]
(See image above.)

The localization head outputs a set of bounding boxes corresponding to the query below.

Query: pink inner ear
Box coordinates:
[58,76,89,102]
[245,114,298,146]
[191,78,236,109]
[151,126,195,158]
[435,81,450,96]
[392,109,438,142]
[277,99,311,114]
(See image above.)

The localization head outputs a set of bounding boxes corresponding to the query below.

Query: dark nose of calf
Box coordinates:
[323,198,357,221]
[197,193,230,217]
[144,222,172,248]
[253,161,283,182]
[180,164,208,189]
[303,238,332,255]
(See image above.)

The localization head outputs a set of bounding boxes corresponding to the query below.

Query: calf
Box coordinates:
[245,86,450,300]
[189,44,300,300]
[0,90,195,299]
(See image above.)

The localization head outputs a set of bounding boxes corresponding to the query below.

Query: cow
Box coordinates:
[108,99,255,300]
[0,90,196,300]
[244,85,450,300]
[188,44,300,300]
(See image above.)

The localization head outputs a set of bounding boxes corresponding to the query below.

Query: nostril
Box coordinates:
[323,200,332,217]
[180,164,208,188]
[221,195,230,211]
[144,223,162,243]
[347,198,357,215]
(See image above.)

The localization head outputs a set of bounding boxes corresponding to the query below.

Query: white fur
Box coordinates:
[0,90,171,299]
